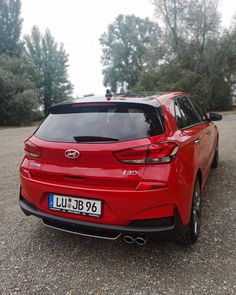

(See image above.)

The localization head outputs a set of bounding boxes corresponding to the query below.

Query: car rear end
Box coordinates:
[19,97,188,243]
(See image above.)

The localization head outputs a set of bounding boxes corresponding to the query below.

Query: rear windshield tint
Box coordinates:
[35,103,165,143]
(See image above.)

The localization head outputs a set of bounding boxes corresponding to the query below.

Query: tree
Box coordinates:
[24,26,73,114]
[100,14,160,92]
[133,0,234,110]
[0,54,39,125]
[152,0,220,61]
[0,0,22,56]
[0,0,40,125]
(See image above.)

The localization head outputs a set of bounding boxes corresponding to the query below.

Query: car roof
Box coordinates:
[51,91,190,111]
[156,91,190,105]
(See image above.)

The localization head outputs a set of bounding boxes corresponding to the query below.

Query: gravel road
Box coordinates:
[0,115,235,295]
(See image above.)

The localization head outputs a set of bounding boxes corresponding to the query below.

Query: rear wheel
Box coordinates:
[211,140,219,168]
[178,179,202,245]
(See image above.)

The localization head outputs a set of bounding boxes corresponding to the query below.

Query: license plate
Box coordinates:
[48,194,102,218]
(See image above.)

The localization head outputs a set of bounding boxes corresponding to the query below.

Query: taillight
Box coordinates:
[114,142,178,164]
[114,145,147,164]
[147,142,178,163]
[24,140,42,158]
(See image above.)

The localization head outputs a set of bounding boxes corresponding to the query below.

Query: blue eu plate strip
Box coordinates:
[48,194,54,208]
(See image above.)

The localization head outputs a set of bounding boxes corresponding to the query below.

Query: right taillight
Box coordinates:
[114,142,178,164]
[147,142,178,164]
[24,140,42,158]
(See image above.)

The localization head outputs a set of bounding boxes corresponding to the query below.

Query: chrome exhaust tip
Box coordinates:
[135,236,147,246]
[124,235,135,244]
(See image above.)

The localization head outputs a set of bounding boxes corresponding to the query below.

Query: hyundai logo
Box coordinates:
[65,149,80,159]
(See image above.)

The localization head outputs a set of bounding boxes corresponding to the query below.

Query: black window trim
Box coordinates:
[174,96,209,130]
[155,106,166,135]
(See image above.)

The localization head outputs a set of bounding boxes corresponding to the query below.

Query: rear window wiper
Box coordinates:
[73,136,119,142]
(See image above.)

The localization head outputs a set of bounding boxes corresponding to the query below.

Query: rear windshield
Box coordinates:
[35,103,165,143]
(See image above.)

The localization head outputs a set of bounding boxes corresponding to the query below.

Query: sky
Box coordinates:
[21,0,236,97]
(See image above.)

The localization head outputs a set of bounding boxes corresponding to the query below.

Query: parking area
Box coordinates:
[0,115,236,295]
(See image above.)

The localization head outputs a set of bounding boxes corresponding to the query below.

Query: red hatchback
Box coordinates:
[19,92,222,245]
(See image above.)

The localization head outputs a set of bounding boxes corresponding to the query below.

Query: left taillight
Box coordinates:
[114,142,178,164]
[24,140,42,158]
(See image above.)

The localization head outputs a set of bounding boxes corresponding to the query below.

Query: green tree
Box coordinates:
[100,14,160,92]
[133,0,235,110]
[0,0,22,56]
[0,54,39,125]
[24,26,73,114]
[0,0,40,125]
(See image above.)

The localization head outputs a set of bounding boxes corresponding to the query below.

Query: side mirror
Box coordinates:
[209,112,222,121]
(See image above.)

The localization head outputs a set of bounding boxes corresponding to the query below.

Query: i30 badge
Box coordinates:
[65,149,80,159]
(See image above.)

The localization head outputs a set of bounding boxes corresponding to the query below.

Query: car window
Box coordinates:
[35,103,165,142]
[175,96,200,128]
[188,97,208,122]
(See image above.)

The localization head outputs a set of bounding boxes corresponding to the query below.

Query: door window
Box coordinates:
[188,97,208,122]
[175,97,200,128]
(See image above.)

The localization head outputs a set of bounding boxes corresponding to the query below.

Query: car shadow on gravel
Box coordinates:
[29,218,202,264]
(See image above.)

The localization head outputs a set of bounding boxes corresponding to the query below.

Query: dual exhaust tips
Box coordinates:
[123,235,147,246]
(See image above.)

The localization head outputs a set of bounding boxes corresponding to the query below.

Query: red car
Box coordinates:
[19,92,222,245]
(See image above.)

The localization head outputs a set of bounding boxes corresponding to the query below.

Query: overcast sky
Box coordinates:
[21,0,236,97]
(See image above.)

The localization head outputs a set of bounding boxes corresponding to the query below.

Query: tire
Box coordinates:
[211,140,219,168]
[178,179,202,245]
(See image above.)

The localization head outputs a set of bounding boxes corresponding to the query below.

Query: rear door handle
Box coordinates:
[195,139,201,145]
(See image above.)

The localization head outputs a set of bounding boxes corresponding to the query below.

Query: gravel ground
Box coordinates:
[0,116,235,295]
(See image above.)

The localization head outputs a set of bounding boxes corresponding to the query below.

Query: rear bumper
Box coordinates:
[20,195,188,241]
